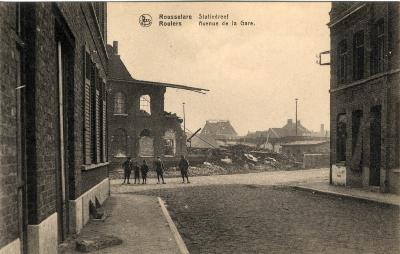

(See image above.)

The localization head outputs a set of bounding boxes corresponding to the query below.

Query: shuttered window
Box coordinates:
[83,46,108,165]
[90,64,97,163]
[83,49,92,164]
[95,74,101,162]
[101,81,107,162]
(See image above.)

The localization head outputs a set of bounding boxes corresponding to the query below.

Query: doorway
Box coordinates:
[16,42,28,254]
[56,31,74,241]
[370,105,381,186]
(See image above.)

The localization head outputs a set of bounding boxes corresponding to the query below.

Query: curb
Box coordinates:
[158,197,190,254]
[291,186,399,207]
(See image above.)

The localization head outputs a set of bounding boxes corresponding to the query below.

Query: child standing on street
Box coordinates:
[154,157,166,184]
[141,160,149,184]
[122,157,132,184]
[133,161,140,184]
[178,155,190,184]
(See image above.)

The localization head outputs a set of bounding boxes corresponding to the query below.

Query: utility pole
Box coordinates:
[182,102,186,155]
[295,98,298,136]
[183,102,186,132]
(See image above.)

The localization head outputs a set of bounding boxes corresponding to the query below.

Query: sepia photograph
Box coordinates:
[0,1,399,253]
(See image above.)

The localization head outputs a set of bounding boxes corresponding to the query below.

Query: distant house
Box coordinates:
[190,120,238,148]
[264,119,315,152]
[281,140,330,162]
[267,119,312,138]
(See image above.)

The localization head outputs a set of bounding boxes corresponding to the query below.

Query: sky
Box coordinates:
[107,2,331,135]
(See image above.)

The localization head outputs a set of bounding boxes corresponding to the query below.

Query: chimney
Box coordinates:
[297,120,301,125]
[287,119,293,125]
[113,41,118,55]
[320,124,324,134]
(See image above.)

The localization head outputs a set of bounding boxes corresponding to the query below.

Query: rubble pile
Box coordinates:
[108,145,303,180]
[187,144,303,174]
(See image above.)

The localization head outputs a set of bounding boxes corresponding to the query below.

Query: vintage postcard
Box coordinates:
[0,1,399,253]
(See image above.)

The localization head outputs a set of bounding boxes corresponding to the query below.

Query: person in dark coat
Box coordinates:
[178,155,190,183]
[140,160,149,184]
[122,157,132,184]
[154,157,166,184]
[133,160,140,184]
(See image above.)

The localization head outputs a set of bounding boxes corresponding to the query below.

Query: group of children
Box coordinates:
[122,158,150,184]
[122,155,190,185]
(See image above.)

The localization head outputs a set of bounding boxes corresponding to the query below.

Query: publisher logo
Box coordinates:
[139,14,152,27]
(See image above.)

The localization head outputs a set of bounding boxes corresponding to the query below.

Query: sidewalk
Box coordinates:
[60,194,181,254]
[292,181,400,206]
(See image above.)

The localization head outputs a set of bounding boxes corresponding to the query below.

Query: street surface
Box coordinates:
[139,185,399,254]
[109,169,399,254]
[111,168,329,193]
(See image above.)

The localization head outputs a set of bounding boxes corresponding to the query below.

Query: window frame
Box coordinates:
[353,30,365,81]
[139,94,151,115]
[338,39,347,84]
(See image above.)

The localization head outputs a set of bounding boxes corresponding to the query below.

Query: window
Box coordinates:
[353,31,364,80]
[90,64,98,163]
[83,47,107,165]
[164,130,176,156]
[336,114,347,162]
[338,40,347,84]
[99,81,107,162]
[371,19,384,75]
[140,95,151,115]
[101,81,107,162]
[114,92,126,114]
[139,129,154,157]
[83,50,92,164]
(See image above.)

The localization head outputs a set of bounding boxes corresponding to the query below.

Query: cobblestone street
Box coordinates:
[138,184,399,254]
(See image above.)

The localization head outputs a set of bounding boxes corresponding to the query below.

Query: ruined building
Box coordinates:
[107,41,208,166]
[0,3,110,253]
[329,3,400,193]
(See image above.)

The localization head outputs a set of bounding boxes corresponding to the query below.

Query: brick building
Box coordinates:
[281,140,330,163]
[107,41,208,166]
[0,3,110,253]
[329,3,400,193]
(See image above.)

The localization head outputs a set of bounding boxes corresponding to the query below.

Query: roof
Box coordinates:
[110,78,209,93]
[281,140,329,147]
[200,120,238,139]
[107,44,208,93]
[265,120,312,139]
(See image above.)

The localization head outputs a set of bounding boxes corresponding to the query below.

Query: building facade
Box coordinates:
[0,3,110,253]
[107,42,207,166]
[329,3,400,193]
[281,140,330,163]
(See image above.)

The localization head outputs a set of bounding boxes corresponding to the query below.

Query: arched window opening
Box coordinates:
[164,130,176,156]
[139,129,154,157]
[114,92,126,114]
[140,95,151,115]
[113,128,127,157]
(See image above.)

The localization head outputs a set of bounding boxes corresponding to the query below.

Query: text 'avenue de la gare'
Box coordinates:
[158,13,255,27]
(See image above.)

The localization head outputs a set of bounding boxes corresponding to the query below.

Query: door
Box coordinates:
[370,106,381,186]
[57,40,70,241]
[16,45,28,254]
